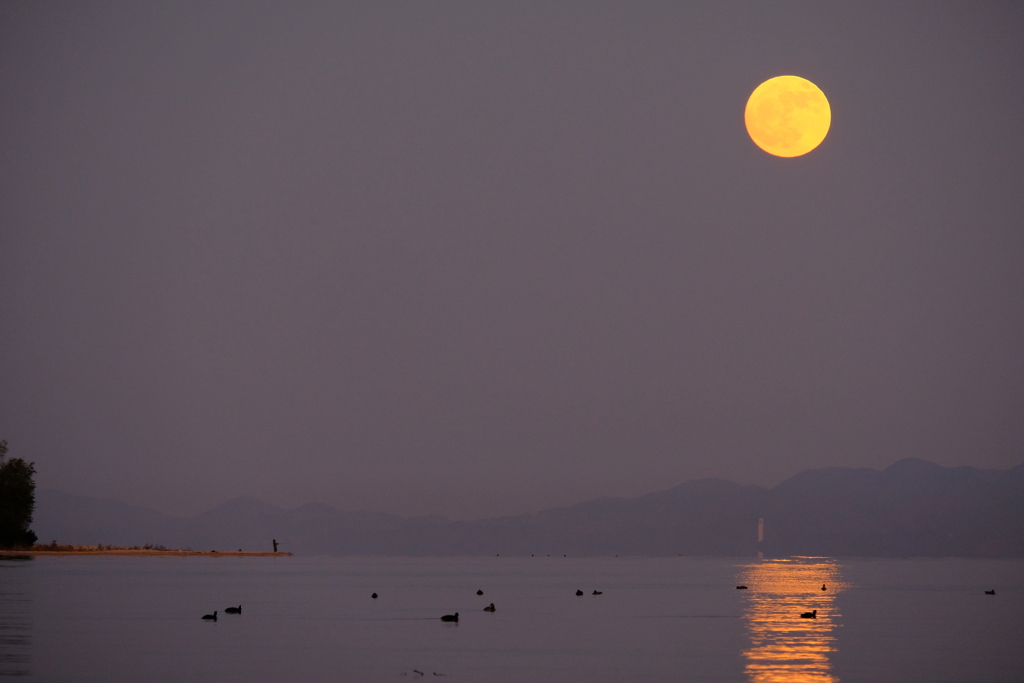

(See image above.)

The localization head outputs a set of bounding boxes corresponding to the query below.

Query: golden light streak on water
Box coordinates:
[737,558,848,683]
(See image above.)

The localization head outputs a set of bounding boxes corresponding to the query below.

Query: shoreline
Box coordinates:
[1,547,291,557]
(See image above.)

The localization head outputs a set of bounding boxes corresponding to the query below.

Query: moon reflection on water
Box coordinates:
[737,558,848,683]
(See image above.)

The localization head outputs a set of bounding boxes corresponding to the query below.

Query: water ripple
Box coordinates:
[737,557,848,683]
[0,559,32,677]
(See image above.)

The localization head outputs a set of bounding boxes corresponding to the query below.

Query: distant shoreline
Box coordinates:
[1,545,291,557]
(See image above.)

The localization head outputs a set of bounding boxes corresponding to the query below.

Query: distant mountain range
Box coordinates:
[33,458,1024,558]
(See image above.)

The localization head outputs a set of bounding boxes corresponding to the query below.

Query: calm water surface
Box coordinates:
[0,555,1020,682]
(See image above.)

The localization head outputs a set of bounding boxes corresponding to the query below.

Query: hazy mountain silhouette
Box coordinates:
[34,459,1024,557]
[761,458,1024,557]
[34,489,174,548]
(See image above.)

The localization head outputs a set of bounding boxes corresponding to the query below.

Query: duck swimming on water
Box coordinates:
[440,613,459,622]
[483,603,496,612]
[800,610,817,619]
[202,611,217,621]
[225,605,241,614]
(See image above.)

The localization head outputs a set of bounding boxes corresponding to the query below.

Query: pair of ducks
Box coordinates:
[462,589,499,614]
[800,585,827,618]
[201,605,241,621]
[442,602,497,618]
[476,590,497,612]
[441,592,498,621]
[441,603,496,621]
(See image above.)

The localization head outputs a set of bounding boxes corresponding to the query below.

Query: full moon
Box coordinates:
[745,76,830,157]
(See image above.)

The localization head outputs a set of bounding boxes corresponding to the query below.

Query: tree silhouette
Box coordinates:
[0,441,38,548]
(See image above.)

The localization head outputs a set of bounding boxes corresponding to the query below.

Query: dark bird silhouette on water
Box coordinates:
[592,590,603,595]
[372,593,378,599]
[822,584,827,591]
[985,590,996,595]
[202,611,217,621]
[576,589,584,596]
[440,613,459,622]
[483,603,496,612]
[225,605,241,614]
[800,610,817,619]
[476,589,483,595]
[272,539,278,552]
[736,585,748,590]
[413,670,424,676]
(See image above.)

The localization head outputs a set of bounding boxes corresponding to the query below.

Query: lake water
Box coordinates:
[1,555,1021,682]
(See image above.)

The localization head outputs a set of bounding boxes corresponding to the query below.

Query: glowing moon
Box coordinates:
[745,76,830,157]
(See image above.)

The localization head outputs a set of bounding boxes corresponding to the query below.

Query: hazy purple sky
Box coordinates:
[1,2,1022,520]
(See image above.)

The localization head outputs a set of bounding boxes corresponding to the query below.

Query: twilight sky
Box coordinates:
[1,2,1022,520]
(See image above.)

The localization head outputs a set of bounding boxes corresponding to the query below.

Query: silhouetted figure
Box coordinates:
[736,585,748,590]
[576,589,584,596]
[225,605,241,614]
[272,539,278,552]
[800,610,817,619]
[483,603,496,612]
[822,584,827,591]
[440,613,459,622]
[202,611,217,621]
[372,593,378,599]
[476,589,483,595]
[985,589,996,595]
[592,590,602,595]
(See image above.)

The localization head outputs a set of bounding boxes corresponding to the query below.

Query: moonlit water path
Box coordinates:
[0,556,1020,681]
[738,559,849,682]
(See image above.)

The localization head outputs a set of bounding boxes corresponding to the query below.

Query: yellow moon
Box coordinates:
[745,76,830,157]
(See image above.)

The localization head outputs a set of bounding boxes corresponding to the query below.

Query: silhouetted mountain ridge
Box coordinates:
[33,458,1024,557]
